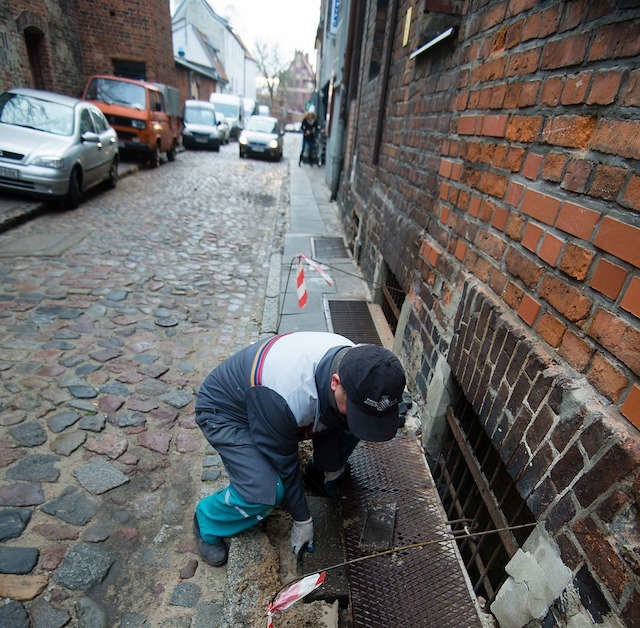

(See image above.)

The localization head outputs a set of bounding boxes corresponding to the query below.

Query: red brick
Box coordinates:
[489,268,508,294]
[540,75,563,106]
[505,115,543,143]
[621,385,640,431]
[588,21,640,62]
[540,275,592,322]
[454,239,467,261]
[505,247,544,288]
[573,516,631,600]
[622,174,640,211]
[505,181,524,207]
[561,71,591,105]
[492,206,509,231]
[505,212,526,241]
[555,201,600,240]
[587,353,629,403]
[590,258,628,300]
[621,276,640,319]
[507,0,537,17]
[505,48,541,77]
[621,68,640,106]
[587,70,623,105]
[558,243,594,281]
[520,81,542,108]
[561,158,593,194]
[475,231,506,261]
[541,33,589,69]
[522,222,543,253]
[458,115,480,135]
[518,294,540,326]
[520,189,561,225]
[521,10,542,41]
[479,171,508,198]
[589,164,627,201]
[542,152,567,182]
[591,119,640,160]
[559,0,588,32]
[536,312,566,347]
[468,194,481,217]
[522,152,543,180]
[559,330,593,372]
[503,281,523,309]
[481,115,508,137]
[543,115,597,149]
[588,308,640,375]
[538,232,564,266]
[594,216,640,269]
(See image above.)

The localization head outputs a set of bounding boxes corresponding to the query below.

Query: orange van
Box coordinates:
[83,75,181,167]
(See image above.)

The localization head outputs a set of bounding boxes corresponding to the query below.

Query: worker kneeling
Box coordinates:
[193,331,406,566]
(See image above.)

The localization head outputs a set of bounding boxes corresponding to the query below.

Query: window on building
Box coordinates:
[432,388,536,606]
[112,60,146,81]
[23,26,45,90]
[369,0,389,79]
[380,262,405,333]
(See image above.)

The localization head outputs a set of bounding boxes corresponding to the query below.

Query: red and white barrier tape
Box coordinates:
[295,254,333,309]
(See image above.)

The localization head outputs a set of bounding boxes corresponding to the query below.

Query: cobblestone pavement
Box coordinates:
[0,143,301,626]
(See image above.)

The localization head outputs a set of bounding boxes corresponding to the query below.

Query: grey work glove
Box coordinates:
[290,517,314,556]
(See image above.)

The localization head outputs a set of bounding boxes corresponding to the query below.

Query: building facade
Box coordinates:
[171,0,256,100]
[278,50,316,124]
[2,0,177,97]
[322,0,640,624]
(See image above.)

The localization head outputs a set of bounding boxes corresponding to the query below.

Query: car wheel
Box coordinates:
[149,143,160,168]
[215,143,220,153]
[107,157,118,189]
[65,167,82,209]
[167,142,176,162]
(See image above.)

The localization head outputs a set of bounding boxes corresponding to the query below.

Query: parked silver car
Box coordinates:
[238,115,283,161]
[0,87,118,208]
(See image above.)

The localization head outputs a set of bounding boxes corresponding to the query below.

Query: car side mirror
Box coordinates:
[81,131,100,143]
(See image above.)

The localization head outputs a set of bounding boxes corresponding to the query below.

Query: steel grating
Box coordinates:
[341,435,482,627]
[312,236,349,259]
[328,300,381,345]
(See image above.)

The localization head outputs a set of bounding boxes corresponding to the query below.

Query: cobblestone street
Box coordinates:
[0,143,293,626]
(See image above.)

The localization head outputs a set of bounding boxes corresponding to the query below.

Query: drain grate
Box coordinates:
[328,300,381,345]
[342,436,482,627]
[312,236,349,259]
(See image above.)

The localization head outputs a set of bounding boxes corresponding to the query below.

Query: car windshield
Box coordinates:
[212,103,237,118]
[246,117,277,134]
[185,107,216,125]
[0,91,74,136]
[85,78,146,110]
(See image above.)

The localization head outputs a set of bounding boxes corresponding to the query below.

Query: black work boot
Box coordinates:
[193,514,228,567]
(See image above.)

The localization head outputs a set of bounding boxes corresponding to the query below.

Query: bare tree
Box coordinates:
[253,40,290,111]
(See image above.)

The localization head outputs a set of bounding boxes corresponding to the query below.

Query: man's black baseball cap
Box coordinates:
[338,344,406,442]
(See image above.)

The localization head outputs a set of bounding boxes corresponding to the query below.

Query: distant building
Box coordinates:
[1,0,177,97]
[171,0,256,100]
[278,50,316,124]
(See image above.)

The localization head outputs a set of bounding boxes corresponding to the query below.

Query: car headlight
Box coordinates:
[152,122,163,132]
[268,139,279,149]
[183,129,193,137]
[239,135,248,145]
[131,119,146,129]
[31,156,64,169]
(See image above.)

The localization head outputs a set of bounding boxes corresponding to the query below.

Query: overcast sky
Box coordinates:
[172,0,321,65]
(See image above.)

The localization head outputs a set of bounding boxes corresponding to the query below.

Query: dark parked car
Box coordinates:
[238,115,283,161]
[0,87,118,207]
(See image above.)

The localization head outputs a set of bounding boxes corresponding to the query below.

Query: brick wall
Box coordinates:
[336,0,640,622]
[1,1,177,97]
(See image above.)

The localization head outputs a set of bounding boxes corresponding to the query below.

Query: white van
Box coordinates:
[208,93,243,139]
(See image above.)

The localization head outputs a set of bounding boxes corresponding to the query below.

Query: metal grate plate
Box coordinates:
[312,236,349,259]
[328,300,381,345]
[342,436,482,627]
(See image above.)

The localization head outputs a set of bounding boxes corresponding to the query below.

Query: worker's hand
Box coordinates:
[291,517,314,557]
